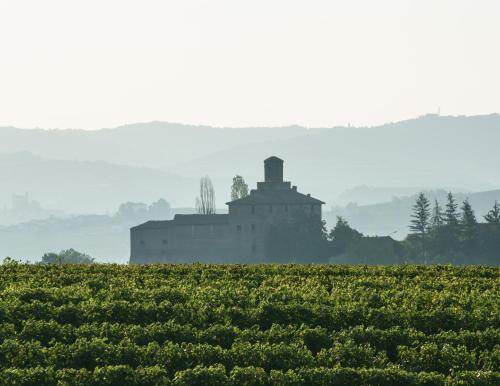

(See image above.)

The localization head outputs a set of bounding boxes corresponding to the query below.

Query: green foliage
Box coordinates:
[431,199,445,229]
[231,175,249,201]
[41,248,95,265]
[0,264,498,385]
[445,192,460,227]
[403,193,500,264]
[329,216,363,255]
[410,193,431,236]
[409,193,431,259]
[460,198,478,254]
[173,364,228,386]
[484,201,500,224]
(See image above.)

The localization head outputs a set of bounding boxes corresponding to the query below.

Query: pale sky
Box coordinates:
[0,0,499,130]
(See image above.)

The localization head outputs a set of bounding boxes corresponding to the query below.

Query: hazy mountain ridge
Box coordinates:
[1,113,500,213]
[169,114,500,203]
[335,185,470,206]
[0,122,310,168]
[0,152,195,213]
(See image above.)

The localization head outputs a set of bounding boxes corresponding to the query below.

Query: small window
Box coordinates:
[236,225,242,232]
[162,239,168,245]
[251,243,257,253]
[251,224,256,232]
[269,205,273,213]
[140,240,145,245]
[311,205,314,213]
[251,205,255,214]
[284,204,288,212]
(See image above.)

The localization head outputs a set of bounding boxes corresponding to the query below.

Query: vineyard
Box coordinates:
[0,263,498,385]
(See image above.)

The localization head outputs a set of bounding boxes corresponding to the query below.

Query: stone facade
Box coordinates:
[129,156,324,263]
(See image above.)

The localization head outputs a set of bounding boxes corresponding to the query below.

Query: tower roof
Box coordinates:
[264,156,284,163]
[226,189,324,206]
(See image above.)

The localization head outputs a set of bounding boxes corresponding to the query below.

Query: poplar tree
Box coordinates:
[196,176,216,215]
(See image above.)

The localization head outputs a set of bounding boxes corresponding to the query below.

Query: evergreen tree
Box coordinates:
[329,216,363,255]
[430,199,444,229]
[444,192,459,226]
[409,193,431,260]
[484,201,500,224]
[460,198,478,256]
[437,192,461,256]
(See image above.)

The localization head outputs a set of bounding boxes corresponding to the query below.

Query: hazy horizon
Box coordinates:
[1,112,499,132]
[1,0,500,130]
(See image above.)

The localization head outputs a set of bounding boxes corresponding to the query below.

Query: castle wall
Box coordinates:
[131,222,263,264]
[131,203,323,264]
[229,203,321,220]
[130,227,170,264]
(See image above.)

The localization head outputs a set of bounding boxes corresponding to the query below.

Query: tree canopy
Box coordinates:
[41,249,95,265]
[230,175,249,201]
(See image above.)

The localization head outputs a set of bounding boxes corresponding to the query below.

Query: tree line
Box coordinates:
[267,192,499,265]
[406,192,500,264]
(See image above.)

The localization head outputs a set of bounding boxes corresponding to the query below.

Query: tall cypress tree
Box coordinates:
[410,192,431,261]
[444,192,459,226]
[460,198,478,256]
[440,192,461,255]
[430,199,444,229]
[484,201,500,224]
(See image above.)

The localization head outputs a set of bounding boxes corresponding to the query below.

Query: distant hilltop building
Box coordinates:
[130,156,324,263]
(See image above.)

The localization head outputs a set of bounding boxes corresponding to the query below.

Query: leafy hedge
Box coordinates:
[0,264,498,385]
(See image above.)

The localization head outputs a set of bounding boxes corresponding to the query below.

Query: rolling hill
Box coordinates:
[0,152,195,213]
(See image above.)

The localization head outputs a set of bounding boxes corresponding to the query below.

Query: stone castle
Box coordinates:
[130,156,324,263]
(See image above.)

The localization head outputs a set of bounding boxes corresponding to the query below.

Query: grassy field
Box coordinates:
[0,263,498,385]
